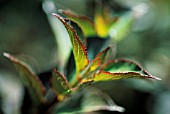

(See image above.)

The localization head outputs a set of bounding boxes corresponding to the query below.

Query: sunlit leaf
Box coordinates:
[52,68,71,97]
[67,19,86,46]
[3,53,46,105]
[95,6,118,38]
[53,13,89,78]
[93,59,161,81]
[81,47,113,78]
[59,10,97,37]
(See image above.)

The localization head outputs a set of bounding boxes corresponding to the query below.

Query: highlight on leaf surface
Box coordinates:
[81,87,125,113]
[53,86,125,114]
[3,52,46,105]
[53,13,89,77]
[59,10,97,37]
[93,59,161,82]
[52,68,71,96]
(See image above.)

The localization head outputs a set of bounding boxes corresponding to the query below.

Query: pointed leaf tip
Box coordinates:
[53,13,89,77]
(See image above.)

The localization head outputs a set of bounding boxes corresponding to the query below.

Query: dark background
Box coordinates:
[0,0,170,114]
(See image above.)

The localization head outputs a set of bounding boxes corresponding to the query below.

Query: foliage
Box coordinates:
[3,9,160,114]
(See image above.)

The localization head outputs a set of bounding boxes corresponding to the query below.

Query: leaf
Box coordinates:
[52,68,71,97]
[3,53,46,105]
[52,86,125,114]
[81,47,113,78]
[109,12,134,42]
[93,59,161,82]
[92,47,113,65]
[67,19,86,46]
[53,13,89,78]
[59,10,97,37]
[81,87,125,113]
[44,9,72,71]
[94,6,118,38]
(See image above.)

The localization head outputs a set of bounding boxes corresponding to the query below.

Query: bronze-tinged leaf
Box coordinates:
[66,19,86,46]
[52,68,71,96]
[92,47,113,65]
[3,52,46,105]
[93,59,161,82]
[59,10,97,37]
[93,70,160,82]
[81,47,113,78]
[53,13,89,78]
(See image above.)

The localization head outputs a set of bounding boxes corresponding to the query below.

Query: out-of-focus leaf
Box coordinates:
[59,10,97,37]
[94,6,118,38]
[52,87,125,114]
[53,13,89,78]
[93,59,161,82]
[43,2,72,71]
[3,53,46,105]
[52,68,71,97]
[109,12,134,42]
[81,87,125,113]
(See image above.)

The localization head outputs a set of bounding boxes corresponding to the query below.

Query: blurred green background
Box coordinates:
[0,0,170,114]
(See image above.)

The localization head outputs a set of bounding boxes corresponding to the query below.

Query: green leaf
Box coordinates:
[52,68,71,96]
[109,12,134,42]
[81,47,113,78]
[45,10,72,71]
[94,7,118,38]
[59,10,97,37]
[81,87,125,113]
[3,53,46,105]
[67,19,86,46]
[92,47,113,65]
[93,59,161,81]
[53,13,89,78]
[52,87,124,114]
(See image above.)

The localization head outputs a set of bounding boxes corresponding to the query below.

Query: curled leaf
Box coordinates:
[53,13,89,78]
[3,52,46,105]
